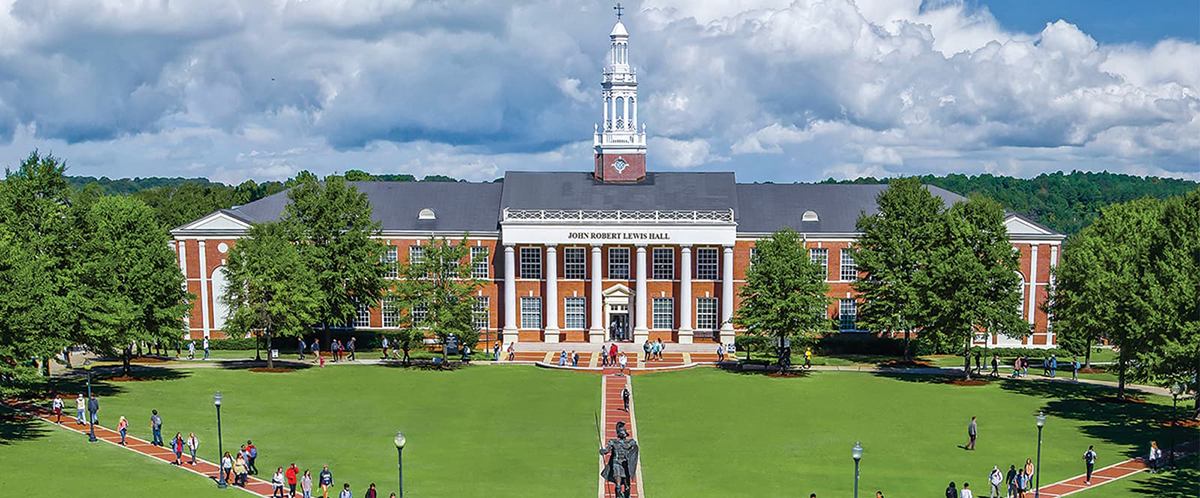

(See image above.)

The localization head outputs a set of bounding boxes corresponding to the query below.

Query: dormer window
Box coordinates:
[802,210,819,222]
[418,208,436,220]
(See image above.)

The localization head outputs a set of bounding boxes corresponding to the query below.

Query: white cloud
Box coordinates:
[0,0,1194,184]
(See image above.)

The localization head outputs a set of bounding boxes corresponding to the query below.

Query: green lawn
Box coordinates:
[1073,453,1199,498]
[633,368,1195,497]
[13,365,597,497]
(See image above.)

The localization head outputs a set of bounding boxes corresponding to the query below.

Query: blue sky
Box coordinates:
[0,0,1196,184]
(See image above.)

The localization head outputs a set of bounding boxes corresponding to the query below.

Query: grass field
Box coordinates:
[8,365,598,497]
[1073,453,1199,498]
[633,368,1195,497]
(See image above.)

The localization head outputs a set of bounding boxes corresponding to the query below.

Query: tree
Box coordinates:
[283,174,389,330]
[75,196,192,375]
[922,197,1026,378]
[1048,229,1108,368]
[0,152,83,383]
[853,177,944,361]
[392,328,425,366]
[221,222,321,369]
[733,228,831,366]
[390,235,485,362]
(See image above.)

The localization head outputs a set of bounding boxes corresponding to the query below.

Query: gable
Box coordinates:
[1004,215,1052,236]
[172,211,251,235]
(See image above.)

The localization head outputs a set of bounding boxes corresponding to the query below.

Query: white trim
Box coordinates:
[198,241,210,338]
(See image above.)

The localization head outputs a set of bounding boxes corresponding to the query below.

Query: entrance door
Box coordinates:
[611,313,629,341]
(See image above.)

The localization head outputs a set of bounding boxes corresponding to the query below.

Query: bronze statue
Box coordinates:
[600,420,639,498]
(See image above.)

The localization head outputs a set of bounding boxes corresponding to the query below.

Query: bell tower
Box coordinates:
[594,4,647,183]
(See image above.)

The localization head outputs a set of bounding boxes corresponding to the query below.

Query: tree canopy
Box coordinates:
[389,236,486,361]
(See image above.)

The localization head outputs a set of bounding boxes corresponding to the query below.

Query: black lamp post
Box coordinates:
[84,359,97,443]
[214,391,226,489]
[1034,412,1046,498]
[852,441,863,498]
[394,431,407,498]
[1170,382,1184,469]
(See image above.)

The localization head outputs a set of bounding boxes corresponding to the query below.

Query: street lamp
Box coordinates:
[83,359,97,443]
[214,391,226,489]
[851,441,863,498]
[1034,412,1046,498]
[1170,382,1185,469]
[394,431,407,498]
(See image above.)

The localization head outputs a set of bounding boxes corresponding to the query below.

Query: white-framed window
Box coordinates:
[810,248,828,279]
[839,298,857,331]
[471,246,489,279]
[520,247,542,279]
[564,297,586,329]
[840,249,857,281]
[411,303,428,326]
[472,296,489,330]
[520,297,542,329]
[382,297,399,328]
[652,298,673,330]
[383,247,399,278]
[652,247,674,280]
[696,247,719,280]
[696,297,718,330]
[354,301,371,328]
[609,247,630,280]
[563,247,587,280]
[409,245,425,265]
[749,247,758,269]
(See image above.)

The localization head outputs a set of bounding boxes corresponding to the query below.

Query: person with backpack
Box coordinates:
[989,466,1004,498]
[246,440,259,475]
[319,465,334,498]
[1082,445,1098,484]
[150,409,163,446]
[171,432,184,465]
[272,467,287,497]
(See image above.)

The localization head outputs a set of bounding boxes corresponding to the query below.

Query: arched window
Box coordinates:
[802,210,819,222]
[418,208,436,220]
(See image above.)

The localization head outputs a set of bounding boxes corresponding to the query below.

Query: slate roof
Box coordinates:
[225,181,504,233]
[499,171,738,212]
[734,183,966,234]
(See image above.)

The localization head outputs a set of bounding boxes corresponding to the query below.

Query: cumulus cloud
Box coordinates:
[0,0,1195,183]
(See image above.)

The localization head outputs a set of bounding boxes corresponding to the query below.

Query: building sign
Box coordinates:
[567,231,670,241]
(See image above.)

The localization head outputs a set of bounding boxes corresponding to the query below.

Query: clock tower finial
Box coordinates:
[594,8,646,183]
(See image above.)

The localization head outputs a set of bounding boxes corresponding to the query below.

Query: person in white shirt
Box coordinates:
[51,396,64,424]
[272,468,286,497]
[960,481,973,498]
[339,483,353,498]
[1148,441,1161,473]
[186,433,199,465]
[618,352,628,374]
[989,466,1003,498]
[74,394,86,425]
[203,337,210,360]
[187,340,195,360]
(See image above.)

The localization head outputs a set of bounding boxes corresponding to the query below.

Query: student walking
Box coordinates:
[989,466,1004,498]
[601,345,609,367]
[88,394,99,424]
[339,483,352,498]
[365,483,377,498]
[380,336,389,360]
[945,482,957,498]
[187,340,195,360]
[246,440,259,475]
[299,337,307,361]
[1005,464,1017,498]
[990,355,1000,377]
[286,464,300,497]
[150,409,164,446]
[618,352,628,374]
[1072,358,1079,381]
[203,337,210,360]
[966,416,978,450]
[272,467,286,497]
[347,337,356,361]
[187,432,199,465]
[506,342,515,361]
[493,341,500,361]
[52,395,63,424]
[301,470,313,498]
[1148,441,1161,473]
[1082,446,1097,484]
[1049,354,1058,378]
[642,341,652,363]
[233,453,249,487]
[117,416,129,445]
[960,482,973,498]
[319,465,334,498]
[622,386,630,412]
[313,338,321,363]
[171,432,184,465]
[221,452,234,485]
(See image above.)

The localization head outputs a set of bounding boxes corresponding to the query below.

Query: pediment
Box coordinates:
[174,211,252,233]
[603,284,633,297]
[1004,215,1051,236]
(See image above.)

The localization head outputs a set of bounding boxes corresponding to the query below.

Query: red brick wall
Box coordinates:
[594,152,646,182]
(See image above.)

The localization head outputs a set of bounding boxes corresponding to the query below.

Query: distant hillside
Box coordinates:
[820,171,1198,235]
[64,169,1197,236]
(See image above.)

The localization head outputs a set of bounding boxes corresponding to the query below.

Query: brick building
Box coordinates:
[171,16,1064,349]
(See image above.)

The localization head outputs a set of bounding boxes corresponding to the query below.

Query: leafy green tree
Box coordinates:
[344,170,377,182]
[922,197,1026,378]
[221,222,321,369]
[390,236,485,361]
[0,152,82,382]
[853,177,944,361]
[75,196,191,374]
[734,228,831,366]
[1048,230,1109,368]
[283,174,390,329]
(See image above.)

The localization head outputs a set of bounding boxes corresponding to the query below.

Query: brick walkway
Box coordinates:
[599,368,645,498]
[1035,441,1197,497]
[2,398,275,497]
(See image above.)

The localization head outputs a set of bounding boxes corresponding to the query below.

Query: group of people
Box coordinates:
[1006,354,1081,381]
[642,339,666,362]
[600,343,629,372]
[183,338,210,360]
[557,350,581,367]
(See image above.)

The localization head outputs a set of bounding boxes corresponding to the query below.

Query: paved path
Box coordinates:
[1,398,276,497]
[1035,440,1197,497]
[599,367,645,498]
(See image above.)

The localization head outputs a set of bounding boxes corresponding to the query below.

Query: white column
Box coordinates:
[603,96,609,130]
[631,98,637,131]
[1028,244,1039,324]
[503,244,518,342]
[198,240,210,339]
[678,245,693,344]
[633,245,649,343]
[544,245,559,343]
[1049,244,1059,345]
[589,245,604,343]
[719,245,735,345]
[623,96,630,128]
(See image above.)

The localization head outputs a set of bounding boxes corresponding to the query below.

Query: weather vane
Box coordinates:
[614,3,623,20]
